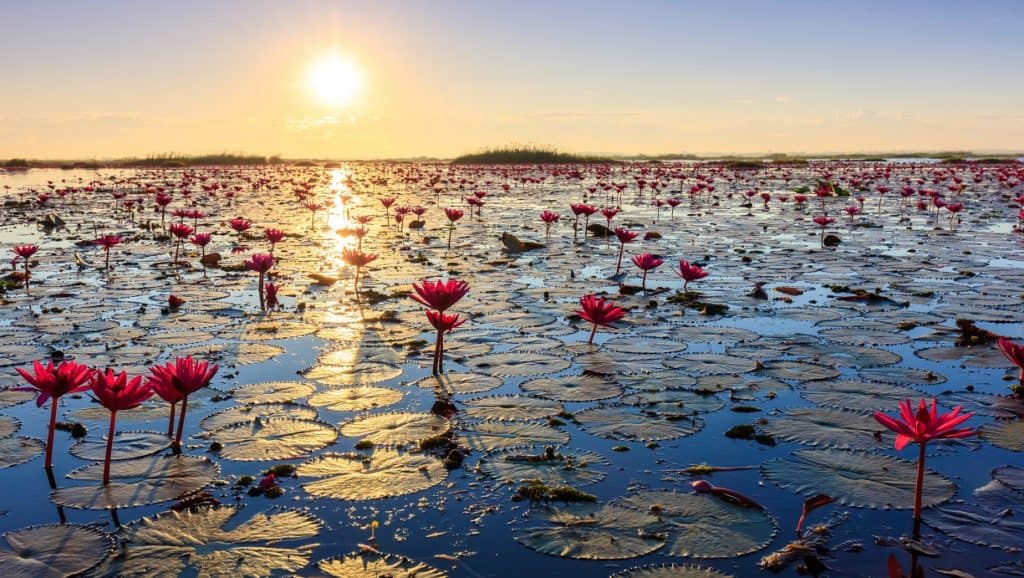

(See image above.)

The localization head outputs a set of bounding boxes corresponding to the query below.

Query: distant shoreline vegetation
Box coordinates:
[451,146,615,165]
[2,150,1022,169]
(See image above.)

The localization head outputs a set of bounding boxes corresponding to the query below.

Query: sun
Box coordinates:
[306,54,362,108]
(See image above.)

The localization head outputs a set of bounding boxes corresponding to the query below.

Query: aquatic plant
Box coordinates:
[244,252,275,310]
[576,294,626,344]
[89,369,153,484]
[15,360,92,468]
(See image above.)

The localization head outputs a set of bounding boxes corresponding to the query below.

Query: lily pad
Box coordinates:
[200,403,319,432]
[209,418,338,461]
[102,506,321,577]
[70,431,172,461]
[0,437,45,468]
[52,454,220,509]
[610,564,735,578]
[458,422,569,453]
[620,490,776,558]
[466,352,571,378]
[513,503,665,560]
[982,421,1024,452]
[299,450,447,500]
[764,408,889,451]
[231,381,316,404]
[521,374,623,402]
[309,386,403,412]
[800,380,926,413]
[318,551,447,578]
[575,406,703,441]
[663,354,758,376]
[479,449,609,486]
[340,412,451,446]
[759,360,840,382]
[414,372,502,395]
[463,396,563,422]
[762,449,955,509]
[0,524,113,578]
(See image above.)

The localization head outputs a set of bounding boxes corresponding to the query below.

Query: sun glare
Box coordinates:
[306,54,362,108]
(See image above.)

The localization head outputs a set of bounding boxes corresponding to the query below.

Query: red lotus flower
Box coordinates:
[997,337,1024,389]
[813,215,835,227]
[613,227,638,244]
[380,197,396,208]
[266,228,286,244]
[343,248,378,291]
[91,369,151,413]
[576,294,627,344]
[229,218,252,234]
[411,279,469,312]
[676,259,708,291]
[168,294,185,309]
[147,356,218,450]
[189,232,212,247]
[245,253,274,273]
[874,398,974,451]
[169,222,194,239]
[873,398,974,535]
[570,203,597,216]
[16,360,93,468]
[94,235,122,249]
[426,310,466,333]
[13,244,38,260]
[540,210,560,224]
[632,253,664,291]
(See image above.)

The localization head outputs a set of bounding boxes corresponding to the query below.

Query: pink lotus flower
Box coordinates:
[146,356,218,451]
[12,244,38,293]
[996,337,1024,394]
[540,210,560,240]
[15,360,92,468]
[245,253,275,310]
[265,228,286,250]
[631,253,664,291]
[577,294,626,344]
[676,259,708,291]
[410,279,469,312]
[342,248,378,291]
[813,215,835,247]
[570,203,598,240]
[873,398,974,536]
[90,369,153,484]
[229,218,252,235]
[612,228,638,276]
[445,208,465,250]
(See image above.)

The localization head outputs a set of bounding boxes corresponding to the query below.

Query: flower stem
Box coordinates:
[913,442,926,539]
[588,323,598,345]
[45,398,58,469]
[103,411,117,485]
[173,395,188,453]
[257,272,265,310]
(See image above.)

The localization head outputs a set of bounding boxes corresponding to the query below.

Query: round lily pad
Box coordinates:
[764,408,890,451]
[620,490,776,558]
[463,396,563,422]
[800,380,926,413]
[458,422,569,453]
[521,375,623,402]
[759,360,840,382]
[466,352,571,378]
[0,524,113,578]
[663,354,758,376]
[52,454,220,509]
[299,450,447,500]
[621,390,725,415]
[0,437,45,469]
[200,403,319,432]
[982,421,1024,452]
[604,337,688,355]
[514,503,666,560]
[575,406,703,441]
[231,381,316,404]
[70,431,172,461]
[610,564,735,578]
[318,551,447,578]
[414,372,502,395]
[210,418,338,461]
[762,448,955,509]
[479,449,609,486]
[309,386,403,412]
[340,412,451,446]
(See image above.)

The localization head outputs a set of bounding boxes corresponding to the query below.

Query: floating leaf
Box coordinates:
[942,392,1024,419]
[200,403,318,432]
[575,406,703,441]
[210,418,337,461]
[463,396,563,422]
[926,500,1024,551]
[458,422,569,452]
[759,361,840,382]
[309,386,403,412]
[70,431,171,461]
[318,551,447,578]
[800,380,926,413]
[513,503,665,560]
[0,389,35,409]
[762,449,955,509]
[340,412,451,446]
[520,374,623,402]
[0,524,113,578]
[240,320,318,341]
[610,564,735,578]
[982,421,1024,452]
[859,367,946,386]
[299,450,446,500]
[621,390,725,415]
[305,362,403,386]
[994,466,1024,493]
[663,354,758,375]
[414,372,501,395]
[604,337,688,355]
[0,437,44,469]
[479,449,609,486]
[231,381,316,404]
[620,490,776,558]
[101,506,321,577]
[466,352,571,378]
[0,416,19,439]
[764,408,890,451]
[52,454,220,509]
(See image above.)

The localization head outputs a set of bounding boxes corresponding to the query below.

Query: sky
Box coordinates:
[1,0,1022,159]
